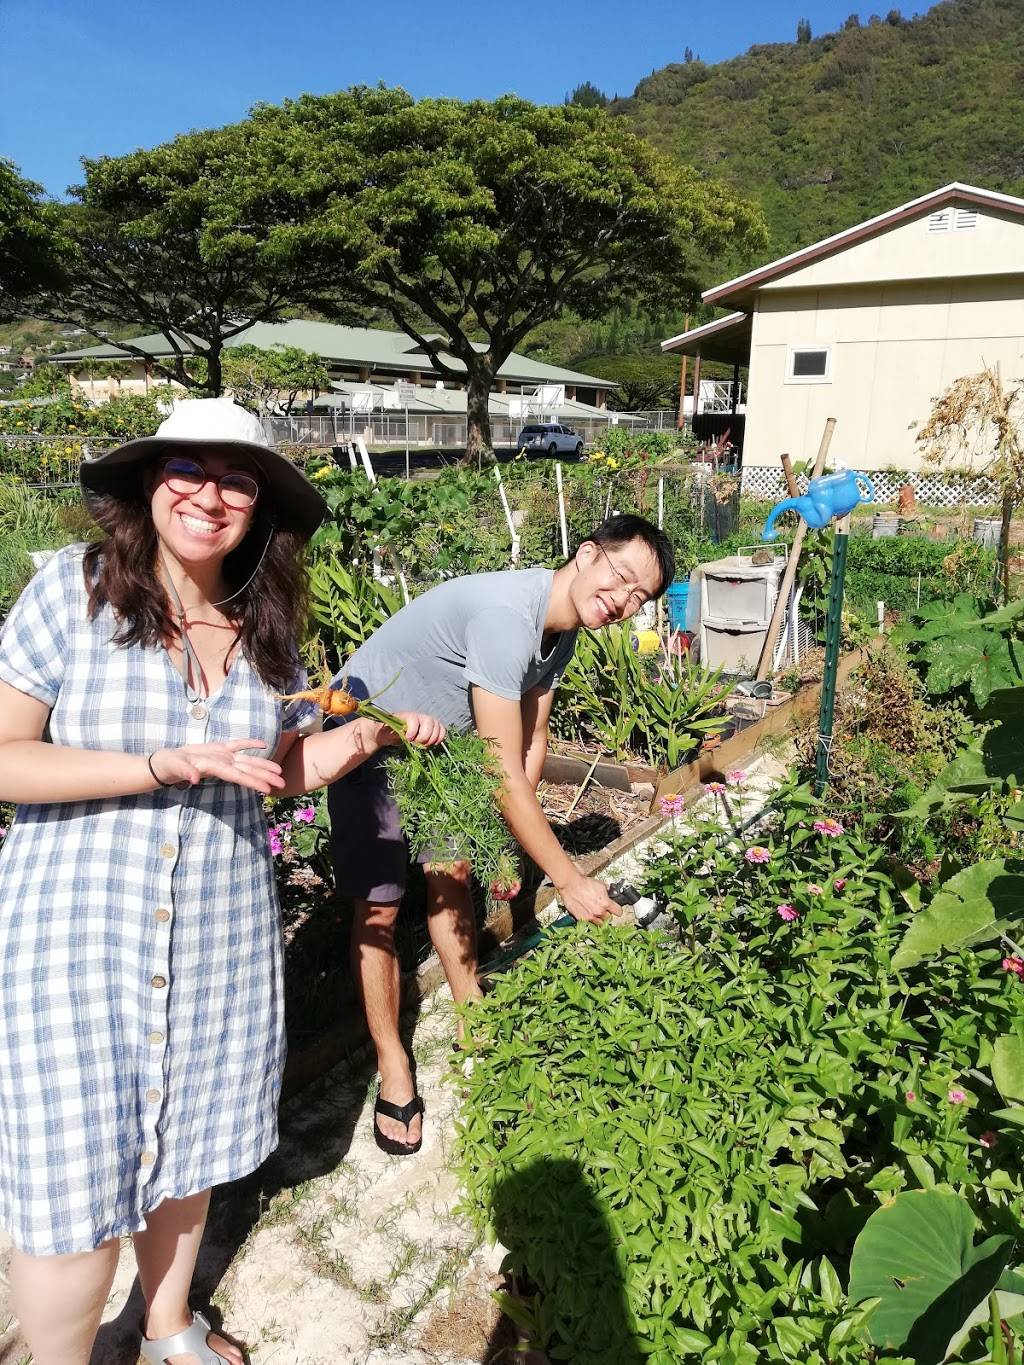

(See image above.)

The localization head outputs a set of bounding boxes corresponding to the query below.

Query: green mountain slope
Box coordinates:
[611,0,1024,265]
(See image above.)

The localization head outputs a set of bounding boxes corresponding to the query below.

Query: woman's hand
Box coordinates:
[372,712,447,749]
[149,739,285,794]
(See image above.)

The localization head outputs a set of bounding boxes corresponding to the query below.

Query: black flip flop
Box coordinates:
[373,1090,425,1156]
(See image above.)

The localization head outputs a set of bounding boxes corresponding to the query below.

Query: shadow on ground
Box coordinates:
[484,1156,642,1365]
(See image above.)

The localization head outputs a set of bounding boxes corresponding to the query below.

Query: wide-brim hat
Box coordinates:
[79,397,328,540]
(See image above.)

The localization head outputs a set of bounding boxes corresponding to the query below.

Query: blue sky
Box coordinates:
[3,0,897,197]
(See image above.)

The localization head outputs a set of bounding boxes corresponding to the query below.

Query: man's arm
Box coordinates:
[472,684,619,924]
[520,685,555,791]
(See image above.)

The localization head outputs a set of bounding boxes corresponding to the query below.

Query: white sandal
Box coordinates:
[140,1309,234,1364]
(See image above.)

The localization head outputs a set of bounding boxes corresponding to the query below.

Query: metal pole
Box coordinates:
[815,514,851,793]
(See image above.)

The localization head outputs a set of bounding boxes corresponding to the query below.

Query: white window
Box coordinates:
[954,207,978,230]
[786,346,832,384]
[928,209,952,232]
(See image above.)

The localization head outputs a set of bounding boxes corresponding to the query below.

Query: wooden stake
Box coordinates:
[755,419,836,682]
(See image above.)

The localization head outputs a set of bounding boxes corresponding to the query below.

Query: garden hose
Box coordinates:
[479,882,665,979]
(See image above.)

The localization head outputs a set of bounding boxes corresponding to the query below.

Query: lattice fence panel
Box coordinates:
[741,466,998,507]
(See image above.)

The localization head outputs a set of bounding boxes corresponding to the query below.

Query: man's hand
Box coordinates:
[557,871,623,924]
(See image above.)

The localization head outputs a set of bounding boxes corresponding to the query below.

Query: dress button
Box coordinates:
[146,1088,161,1103]
[151,975,167,989]
[190,702,207,720]
[148,1031,164,1045]
[155,908,170,923]
[140,1151,156,1167]
[159,843,176,859]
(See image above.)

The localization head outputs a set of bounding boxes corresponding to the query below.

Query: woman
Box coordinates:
[0,398,443,1365]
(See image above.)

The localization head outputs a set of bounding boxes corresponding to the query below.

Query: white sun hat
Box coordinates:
[80,396,328,539]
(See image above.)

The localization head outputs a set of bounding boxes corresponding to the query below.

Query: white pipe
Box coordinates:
[354,435,376,485]
[877,600,885,634]
[494,466,521,564]
[555,462,569,558]
[657,477,665,530]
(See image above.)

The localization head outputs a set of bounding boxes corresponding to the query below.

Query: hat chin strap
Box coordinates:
[160,527,274,704]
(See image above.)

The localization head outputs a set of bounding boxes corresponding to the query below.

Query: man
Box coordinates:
[328,514,674,1155]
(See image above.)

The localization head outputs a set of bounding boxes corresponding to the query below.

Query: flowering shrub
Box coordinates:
[455,775,1024,1362]
[264,791,333,904]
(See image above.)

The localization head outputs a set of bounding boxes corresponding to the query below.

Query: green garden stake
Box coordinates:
[815,517,851,793]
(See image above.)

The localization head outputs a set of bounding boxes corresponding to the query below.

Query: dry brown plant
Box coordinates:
[916,364,1024,601]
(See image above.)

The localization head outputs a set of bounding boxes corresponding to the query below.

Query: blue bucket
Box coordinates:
[665,581,690,632]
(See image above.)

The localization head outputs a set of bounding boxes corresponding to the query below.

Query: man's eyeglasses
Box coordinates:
[592,541,650,614]
[160,456,260,510]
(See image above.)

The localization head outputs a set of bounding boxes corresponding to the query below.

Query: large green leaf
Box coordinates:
[891,859,1024,970]
[848,1188,1013,1363]
[991,1035,1024,1104]
[922,631,1024,706]
[905,713,1024,819]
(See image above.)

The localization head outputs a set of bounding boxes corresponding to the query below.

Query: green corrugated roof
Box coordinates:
[51,320,614,388]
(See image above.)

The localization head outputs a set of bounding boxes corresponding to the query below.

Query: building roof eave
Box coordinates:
[701,181,1024,308]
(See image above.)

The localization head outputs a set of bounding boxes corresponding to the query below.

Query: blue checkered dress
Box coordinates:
[0,546,315,1255]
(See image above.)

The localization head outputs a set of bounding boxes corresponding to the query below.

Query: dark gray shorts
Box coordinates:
[327,752,427,903]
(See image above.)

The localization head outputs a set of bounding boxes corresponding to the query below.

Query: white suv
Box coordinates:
[516,423,584,456]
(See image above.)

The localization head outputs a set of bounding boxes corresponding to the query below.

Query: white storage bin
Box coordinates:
[701,619,769,674]
[700,549,786,627]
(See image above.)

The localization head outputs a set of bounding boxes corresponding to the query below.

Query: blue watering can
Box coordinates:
[761,469,875,541]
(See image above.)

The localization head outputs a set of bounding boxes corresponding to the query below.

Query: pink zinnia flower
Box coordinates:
[833,878,847,891]
[1003,956,1024,979]
[813,818,845,837]
[294,805,316,824]
[0,826,7,838]
[268,830,284,856]
[703,782,726,795]
[745,845,770,864]
[726,769,747,785]
[776,904,798,922]
[948,1088,967,1105]
[980,1131,998,1149]
[807,883,824,896]
[905,1090,917,1103]
[659,794,685,817]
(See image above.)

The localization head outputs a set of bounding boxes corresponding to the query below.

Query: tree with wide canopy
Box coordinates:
[202,87,767,461]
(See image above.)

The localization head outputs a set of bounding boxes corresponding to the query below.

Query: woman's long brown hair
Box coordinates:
[82,474,308,692]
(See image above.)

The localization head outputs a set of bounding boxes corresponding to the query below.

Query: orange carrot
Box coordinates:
[279,686,359,717]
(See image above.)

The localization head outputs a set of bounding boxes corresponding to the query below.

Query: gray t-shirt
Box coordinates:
[331,567,578,733]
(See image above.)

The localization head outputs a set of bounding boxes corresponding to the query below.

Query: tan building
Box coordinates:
[663,183,1024,474]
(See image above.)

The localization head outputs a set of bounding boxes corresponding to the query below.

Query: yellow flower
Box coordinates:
[606,457,620,471]
[312,466,332,481]
[590,450,605,462]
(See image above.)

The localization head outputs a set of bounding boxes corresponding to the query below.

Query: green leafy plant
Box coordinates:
[892,594,1024,706]
[455,774,1024,1361]
[385,734,518,892]
[847,1187,1020,1364]
[552,624,731,768]
[306,558,402,659]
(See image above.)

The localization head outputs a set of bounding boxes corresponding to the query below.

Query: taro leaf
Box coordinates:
[923,631,1024,707]
[944,1290,1024,1361]
[904,715,1024,819]
[991,1035,1024,1104]
[891,859,1024,970]
[847,1188,1013,1363]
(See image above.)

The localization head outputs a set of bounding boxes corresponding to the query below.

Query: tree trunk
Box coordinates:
[462,356,496,467]
[204,341,224,397]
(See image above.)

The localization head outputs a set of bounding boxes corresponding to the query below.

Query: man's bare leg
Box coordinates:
[424,862,483,1041]
[351,898,421,1147]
